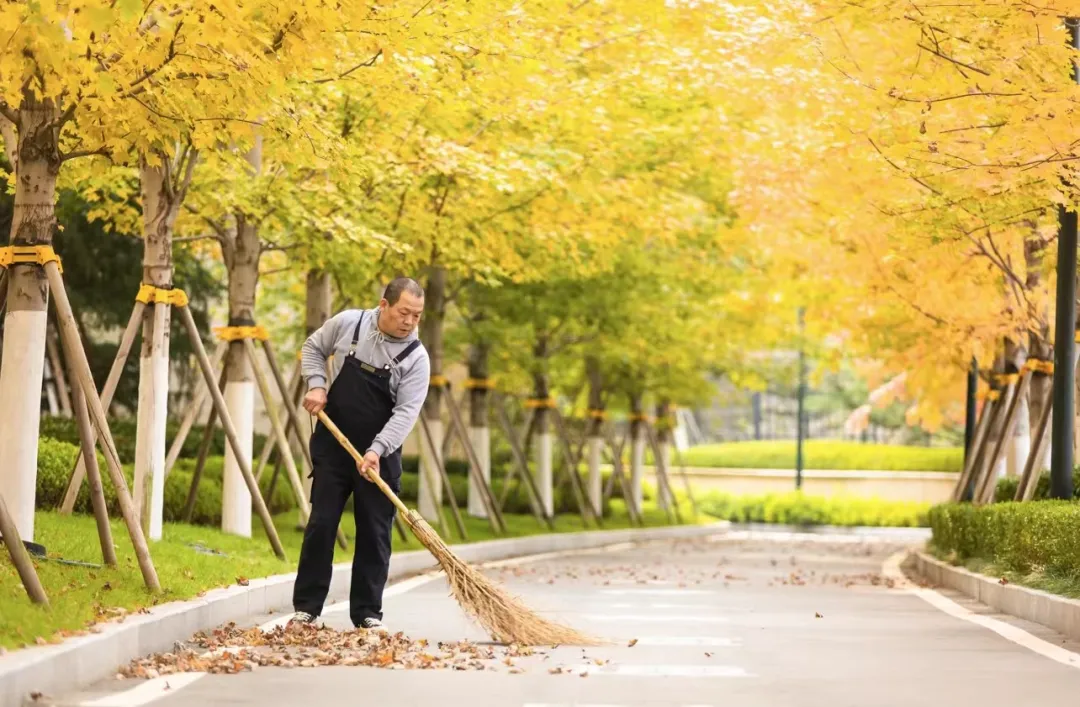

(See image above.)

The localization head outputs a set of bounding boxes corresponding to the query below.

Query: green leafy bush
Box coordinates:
[929,501,1080,577]
[39,415,269,464]
[993,470,1080,503]
[36,437,294,526]
[700,490,929,527]
[678,440,961,472]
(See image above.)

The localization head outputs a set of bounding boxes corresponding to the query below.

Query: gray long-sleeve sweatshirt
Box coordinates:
[301,307,430,458]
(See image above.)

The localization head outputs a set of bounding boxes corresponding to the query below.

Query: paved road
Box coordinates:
[41,529,1080,707]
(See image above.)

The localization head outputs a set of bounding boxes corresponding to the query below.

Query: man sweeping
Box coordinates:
[290,277,430,632]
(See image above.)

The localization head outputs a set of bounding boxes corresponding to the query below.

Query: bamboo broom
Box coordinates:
[316,410,599,646]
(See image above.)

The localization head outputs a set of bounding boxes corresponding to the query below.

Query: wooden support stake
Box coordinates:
[641,422,681,524]
[493,397,552,528]
[950,394,998,502]
[72,382,117,565]
[0,492,48,606]
[46,263,161,592]
[60,301,146,514]
[45,324,72,416]
[165,340,228,478]
[603,429,642,525]
[974,375,1029,504]
[243,339,347,550]
[550,408,599,527]
[671,446,699,517]
[176,305,286,560]
[1017,385,1054,502]
[262,342,315,472]
[182,368,224,523]
[418,413,468,540]
[0,269,7,313]
[442,389,505,534]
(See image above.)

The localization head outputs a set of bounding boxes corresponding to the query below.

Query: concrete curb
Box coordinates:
[912,551,1080,642]
[0,522,727,707]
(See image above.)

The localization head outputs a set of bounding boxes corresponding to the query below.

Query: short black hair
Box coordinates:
[383,277,424,306]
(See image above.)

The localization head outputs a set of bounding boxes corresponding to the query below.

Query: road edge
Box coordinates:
[910,550,1080,644]
[0,521,727,707]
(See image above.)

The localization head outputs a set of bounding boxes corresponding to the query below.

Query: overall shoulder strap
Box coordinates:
[347,311,366,356]
[392,339,422,365]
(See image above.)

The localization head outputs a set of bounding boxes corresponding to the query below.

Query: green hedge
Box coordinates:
[700,490,929,527]
[678,440,962,472]
[993,470,1080,503]
[37,434,607,526]
[39,415,270,464]
[36,437,296,526]
[929,501,1080,577]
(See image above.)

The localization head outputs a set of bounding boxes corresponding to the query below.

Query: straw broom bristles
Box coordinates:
[316,411,601,646]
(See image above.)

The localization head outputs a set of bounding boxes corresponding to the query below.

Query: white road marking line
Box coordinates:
[882,551,1080,670]
[567,664,752,677]
[634,636,739,647]
[609,602,712,609]
[79,673,208,707]
[600,589,714,596]
[583,614,728,623]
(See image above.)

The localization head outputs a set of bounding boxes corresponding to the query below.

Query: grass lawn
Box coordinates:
[675,440,962,472]
[0,499,705,651]
[933,554,1080,601]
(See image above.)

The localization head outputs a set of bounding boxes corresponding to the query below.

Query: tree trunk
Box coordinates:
[300,269,331,525]
[221,210,260,537]
[417,266,446,521]
[134,155,179,541]
[585,355,605,516]
[0,97,61,542]
[1003,338,1029,479]
[980,349,1008,492]
[1028,336,1053,473]
[532,336,554,517]
[1024,231,1053,473]
[629,391,645,515]
[655,399,673,509]
[467,337,491,518]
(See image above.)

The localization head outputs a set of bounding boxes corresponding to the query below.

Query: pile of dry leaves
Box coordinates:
[118,623,547,680]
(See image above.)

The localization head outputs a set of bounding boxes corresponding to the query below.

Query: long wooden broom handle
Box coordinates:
[316,410,412,517]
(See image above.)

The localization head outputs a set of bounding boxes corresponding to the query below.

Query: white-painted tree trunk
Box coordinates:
[222,379,254,536]
[1039,411,1053,472]
[419,420,445,521]
[0,311,47,541]
[587,436,603,516]
[467,425,491,518]
[0,100,62,543]
[1007,396,1031,479]
[631,435,646,514]
[134,303,170,539]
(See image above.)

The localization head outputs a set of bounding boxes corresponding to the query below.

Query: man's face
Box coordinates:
[380,292,424,337]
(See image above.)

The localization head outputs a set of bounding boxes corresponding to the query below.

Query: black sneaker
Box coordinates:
[288,611,317,626]
[356,617,389,634]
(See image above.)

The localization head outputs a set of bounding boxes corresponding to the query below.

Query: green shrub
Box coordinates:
[929,500,1080,577]
[678,440,962,472]
[36,437,295,526]
[994,469,1080,503]
[699,490,929,527]
[39,415,269,464]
